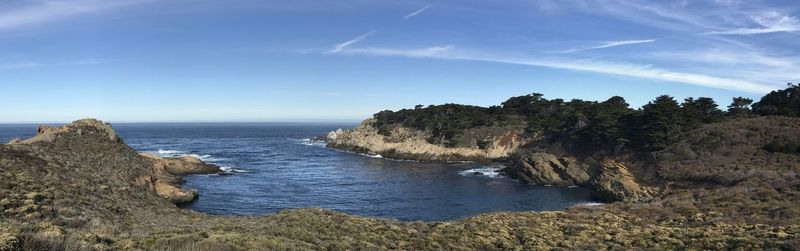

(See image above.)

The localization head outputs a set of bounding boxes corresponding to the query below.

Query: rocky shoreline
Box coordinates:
[325,119,655,202]
[324,119,528,162]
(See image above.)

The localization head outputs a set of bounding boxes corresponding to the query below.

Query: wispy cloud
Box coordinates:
[561,39,656,53]
[0,0,149,30]
[328,30,376,53]
[0,62,43,70]
[336,45,775,94]
[705,12,800,35]
[403,5,431,20]
[343,45,454,58]
[0,58,113,70]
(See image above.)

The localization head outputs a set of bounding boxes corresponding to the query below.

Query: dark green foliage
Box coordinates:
[373,104,511,146]
[634,95,685,151]
[681,97,725,125]
[763,141,800,154]
[371,83,800,155]
[752,83,800,117]
[728,97,754,117]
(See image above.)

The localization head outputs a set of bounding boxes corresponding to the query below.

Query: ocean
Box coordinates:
[0,122,595,221]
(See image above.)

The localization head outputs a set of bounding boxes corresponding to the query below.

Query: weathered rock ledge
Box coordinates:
[325,119,528,162]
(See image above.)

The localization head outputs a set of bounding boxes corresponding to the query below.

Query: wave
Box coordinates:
[298,138,327,147]
[153,149,227,162]
[156,149,186,156]
[184,154,228,162]
[325,147,420,162]
[574,202,605,207]
[220,166,250,173]
[458,166,505,178]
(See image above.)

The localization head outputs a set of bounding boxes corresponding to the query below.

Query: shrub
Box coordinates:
[763,141,800,154]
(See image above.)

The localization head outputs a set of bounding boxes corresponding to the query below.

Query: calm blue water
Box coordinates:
[0,123,595,221]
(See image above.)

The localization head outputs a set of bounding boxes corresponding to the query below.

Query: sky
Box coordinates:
[0,0,799,122]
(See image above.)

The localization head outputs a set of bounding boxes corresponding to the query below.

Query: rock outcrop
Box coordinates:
[16,118,121,144]
[141,153,220,203]
[505,152,654,202]
[326,119,528,162]
[590,160,655,202]
[141,153,220,175]
[505,153,594,186]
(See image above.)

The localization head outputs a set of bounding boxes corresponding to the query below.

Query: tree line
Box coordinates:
[372,83,800,154]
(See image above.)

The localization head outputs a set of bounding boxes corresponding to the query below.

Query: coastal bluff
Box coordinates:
[325,118,527,162]
[6,119,221,204]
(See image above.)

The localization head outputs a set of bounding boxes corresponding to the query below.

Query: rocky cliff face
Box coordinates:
[326,119,528,162]
[504,152,654,202]
[505,152,594,186]
[590,160,655,202]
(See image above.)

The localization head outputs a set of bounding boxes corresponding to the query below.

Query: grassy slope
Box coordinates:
[1,118,799,250]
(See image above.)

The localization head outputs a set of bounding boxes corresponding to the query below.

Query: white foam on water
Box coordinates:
[298,138,327,147]
[156,149,186,156]
[152,149,227,162]
[220,166,249,173]
[574,202,605,207]
[458,166,504,178]
[184,154,228,162]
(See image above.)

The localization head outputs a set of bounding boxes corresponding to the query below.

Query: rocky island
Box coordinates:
[1,84,800,250]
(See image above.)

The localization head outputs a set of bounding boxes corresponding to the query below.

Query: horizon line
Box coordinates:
[0,119,363,125]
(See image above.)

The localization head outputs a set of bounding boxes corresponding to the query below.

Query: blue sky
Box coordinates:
[0,0,798,122]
